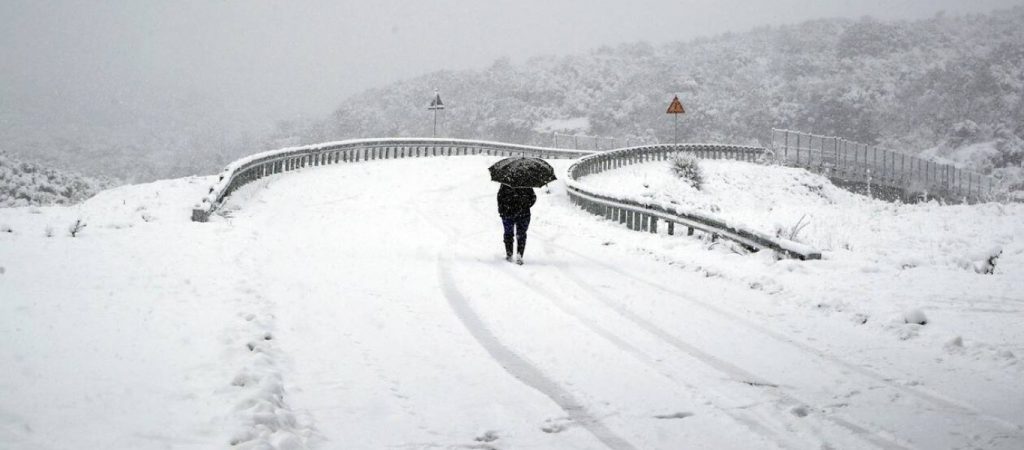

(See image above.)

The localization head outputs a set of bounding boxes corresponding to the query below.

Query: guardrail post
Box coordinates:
[687,226,694,236]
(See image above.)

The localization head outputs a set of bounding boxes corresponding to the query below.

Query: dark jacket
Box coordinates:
[497,184,536,218]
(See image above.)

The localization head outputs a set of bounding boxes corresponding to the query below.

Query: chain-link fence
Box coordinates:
[771,129,996,203]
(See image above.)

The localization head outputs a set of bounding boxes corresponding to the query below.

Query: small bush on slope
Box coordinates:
[670,153,704,190]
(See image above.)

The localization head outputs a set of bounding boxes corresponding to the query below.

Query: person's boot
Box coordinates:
[516,239,526,265]
[504,236,514,262]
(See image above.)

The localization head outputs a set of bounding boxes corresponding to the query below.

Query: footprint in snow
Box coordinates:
[653,411,694,420]
[541,417,573,434]
[475,430,499,442]
[790,405,810,417]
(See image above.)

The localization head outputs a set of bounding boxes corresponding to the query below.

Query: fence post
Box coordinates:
[796,133,801,166]
[872,147,877,179]
[834,137,839,172]
[957,169,963,197]
[944,165,950,195]
[901,154,906,187]
[784,130,789,162]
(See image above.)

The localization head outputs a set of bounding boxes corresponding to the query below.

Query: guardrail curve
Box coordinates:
[565,144,822,260]
[193,138,819,260]
[191,138,591,222]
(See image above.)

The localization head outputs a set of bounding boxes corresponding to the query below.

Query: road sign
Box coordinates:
[428,90,444,137]
[428,92,444,110]
[667,95,685,147]
[666,96,685,114]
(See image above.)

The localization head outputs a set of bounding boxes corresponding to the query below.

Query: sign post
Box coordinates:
[428,89,445,137]
[666,95,685,148]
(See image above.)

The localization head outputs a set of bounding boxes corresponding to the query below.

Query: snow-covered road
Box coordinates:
[2,155,1021,449]
[220,156,1023,449]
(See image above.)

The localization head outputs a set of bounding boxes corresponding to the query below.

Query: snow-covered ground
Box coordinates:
[1,156,1022,449]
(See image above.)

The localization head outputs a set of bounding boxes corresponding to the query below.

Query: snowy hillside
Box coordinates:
[1,157,1021,449]
[291,8,1024,179]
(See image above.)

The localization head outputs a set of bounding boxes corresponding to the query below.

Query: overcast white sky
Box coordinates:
[1,0,1021,134]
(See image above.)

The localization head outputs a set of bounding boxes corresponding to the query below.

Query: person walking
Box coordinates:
[497,183,536,265]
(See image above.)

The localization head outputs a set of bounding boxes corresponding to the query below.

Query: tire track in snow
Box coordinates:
[415,191,637,450]
[545,240,1024,441]
[474,254,805,449]
[436,245,637,450]
[513,259,908,450]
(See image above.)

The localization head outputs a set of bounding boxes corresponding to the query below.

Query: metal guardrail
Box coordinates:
[565,144,822,260]
[191,138,591,222]
[771,129,996,203]
[192,138,820,260]
[551,132,654,151]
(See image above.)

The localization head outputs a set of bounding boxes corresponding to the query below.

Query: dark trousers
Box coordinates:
[502,214,531,256]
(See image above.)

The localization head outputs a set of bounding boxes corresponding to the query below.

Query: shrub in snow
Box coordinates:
[775,214,810,242]
[68,219,86,237]
[974,249,1002,275]
[670,153,703,189]
[903,308,928,325]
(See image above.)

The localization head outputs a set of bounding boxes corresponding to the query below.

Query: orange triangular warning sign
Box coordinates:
[667,96,685,114]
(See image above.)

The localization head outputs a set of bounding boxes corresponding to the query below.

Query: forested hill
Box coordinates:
[291,7,1023,183]
[0,152,102,207]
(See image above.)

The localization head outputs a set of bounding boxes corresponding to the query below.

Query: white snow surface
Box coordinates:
[1,156,1022,449]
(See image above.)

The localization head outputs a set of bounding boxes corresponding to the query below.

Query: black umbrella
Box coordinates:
[489,157,557,188]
